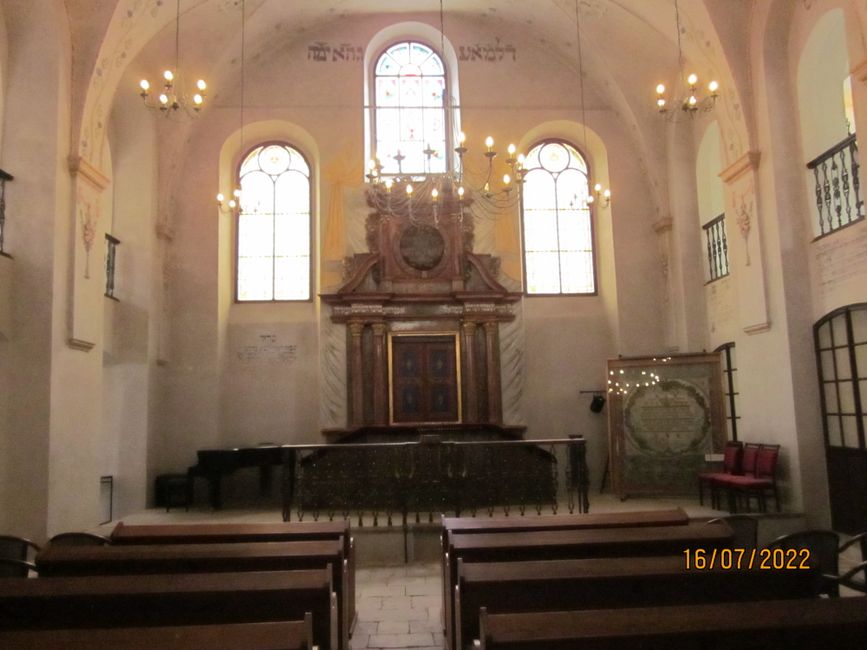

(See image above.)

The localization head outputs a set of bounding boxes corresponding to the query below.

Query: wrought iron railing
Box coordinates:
[0,168,13,255]
[105,234,120,298]
[281,436,589,526]
[703,213,729,281]
[807,133,864,237]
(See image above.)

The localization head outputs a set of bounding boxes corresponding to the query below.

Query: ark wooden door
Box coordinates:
[390,335,460,424]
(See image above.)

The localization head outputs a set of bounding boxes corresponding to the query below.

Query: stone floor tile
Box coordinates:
[409,620,442,634]
[377,620,410,634]
[368,633,435,648]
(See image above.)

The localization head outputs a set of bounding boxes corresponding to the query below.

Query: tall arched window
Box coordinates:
[236,143,311,302]
[521,140,595,295]
[373,41,447,176]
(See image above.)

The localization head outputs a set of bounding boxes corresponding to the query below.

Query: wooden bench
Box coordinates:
[440,508,690,637]
[0,619,314,650]
[110,520,356,633]
[444,521,733,650]
[454,556,821,650]
[35,540,348,650]
[477,598,867,649]
[0,571,333,649]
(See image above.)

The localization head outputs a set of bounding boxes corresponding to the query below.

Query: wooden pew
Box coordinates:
[444,521,733,650]
[110,520,356,634]
[0,571,333,650]
[35,540,347,650]
[0,619,314,650]
[454,556,821,650]
[477,598,867,649]
[439,508,690,636]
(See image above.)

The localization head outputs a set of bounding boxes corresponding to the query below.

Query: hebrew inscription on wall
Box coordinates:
[236,333,298,365]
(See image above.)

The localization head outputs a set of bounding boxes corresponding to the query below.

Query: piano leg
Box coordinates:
[207,474,223,509]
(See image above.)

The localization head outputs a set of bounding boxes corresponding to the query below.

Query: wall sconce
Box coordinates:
[216,188,241,214]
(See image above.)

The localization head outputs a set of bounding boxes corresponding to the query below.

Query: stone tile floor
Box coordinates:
[351,563,444,650]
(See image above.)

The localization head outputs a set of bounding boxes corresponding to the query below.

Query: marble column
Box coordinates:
[348,320,365,426]
[371,322,388,425]
[461,320,478,423]
[484,320,503,424]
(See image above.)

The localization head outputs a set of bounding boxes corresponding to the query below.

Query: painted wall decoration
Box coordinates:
[608,353,725,497]
[307,42,364,62]
[458,39,517,62]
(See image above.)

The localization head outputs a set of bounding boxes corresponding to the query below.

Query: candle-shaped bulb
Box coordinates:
[228,199,237,209]
[507,143,516,156]
[406,184,413,196]
[159,93,169,105]
[687,73,698,86]
[517,153,526,166]
[688,94,698,107]
[457,186,465,199]
[586,194,595,204]
[140,79,150,92]
[594,183,602,193]
[193,93,203,106]
[485,136,494,151]
[384,178,393,192]
[233,188,241,197]
[656,83,665,95]
[458,131,466,144]
[603,189,611,199]
[657,98,667,109]
[431,188,439,201]
[708,80,719,94]
[216,193,225,203]
[197,79,207,91]
[163,70,174,82]
[503,174,511,185]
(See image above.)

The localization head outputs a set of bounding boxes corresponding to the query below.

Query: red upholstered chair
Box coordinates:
[717,443,781,513]
[697,441,742,508]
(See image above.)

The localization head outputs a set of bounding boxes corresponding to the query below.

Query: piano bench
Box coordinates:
[155,473,192,511]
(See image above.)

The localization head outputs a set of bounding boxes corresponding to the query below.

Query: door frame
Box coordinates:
[387,331,463,425]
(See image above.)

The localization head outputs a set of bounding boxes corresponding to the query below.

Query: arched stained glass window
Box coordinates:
[236,143,311,302]
[521,141,595,295]
[374,41,447,175]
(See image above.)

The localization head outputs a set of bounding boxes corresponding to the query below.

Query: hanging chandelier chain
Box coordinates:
[674,0,685,89]
[175,0,181,74]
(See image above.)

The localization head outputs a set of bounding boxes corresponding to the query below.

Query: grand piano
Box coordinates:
[188,445,284,509]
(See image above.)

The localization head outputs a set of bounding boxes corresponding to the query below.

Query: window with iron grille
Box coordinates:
[703,213,729,282]
[0,168,13,255]
[715,342,740,441]
[104,234,120,299]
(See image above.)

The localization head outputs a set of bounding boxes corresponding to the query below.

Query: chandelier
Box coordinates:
[654,0,719,118]
[364,132,526,225]
[138,0,207,115]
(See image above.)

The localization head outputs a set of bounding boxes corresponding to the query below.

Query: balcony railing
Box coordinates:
[703,213,729,281]
[0,168,13,255]
[281,436,589,525]
[807,133,864,237]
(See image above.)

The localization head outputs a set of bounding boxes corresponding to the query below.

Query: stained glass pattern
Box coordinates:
[237,144,311,301]
[374,41,447,175]
[522,141,595,295]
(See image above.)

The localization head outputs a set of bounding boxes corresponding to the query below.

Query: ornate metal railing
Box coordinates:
[0,168,13,255]
[807,133,864,237]
[105,234,120,298]
[281,436,589,525]
[703,213,729,281]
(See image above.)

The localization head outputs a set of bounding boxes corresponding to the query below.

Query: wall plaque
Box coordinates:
[608,353,725,497]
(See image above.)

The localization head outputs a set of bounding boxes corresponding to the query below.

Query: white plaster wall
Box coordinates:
[0,0,66,540]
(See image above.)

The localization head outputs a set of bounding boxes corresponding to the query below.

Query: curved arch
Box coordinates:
[218,119,320,302]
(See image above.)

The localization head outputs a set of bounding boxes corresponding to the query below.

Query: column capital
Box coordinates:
[348,321,365,337]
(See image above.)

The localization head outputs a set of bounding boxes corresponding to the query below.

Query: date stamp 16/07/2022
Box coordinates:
[683,548,811,570]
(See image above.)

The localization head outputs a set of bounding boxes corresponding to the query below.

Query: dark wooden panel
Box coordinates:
[827,447,867,534]
[0,620,312,650]
[478,598,867,649]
